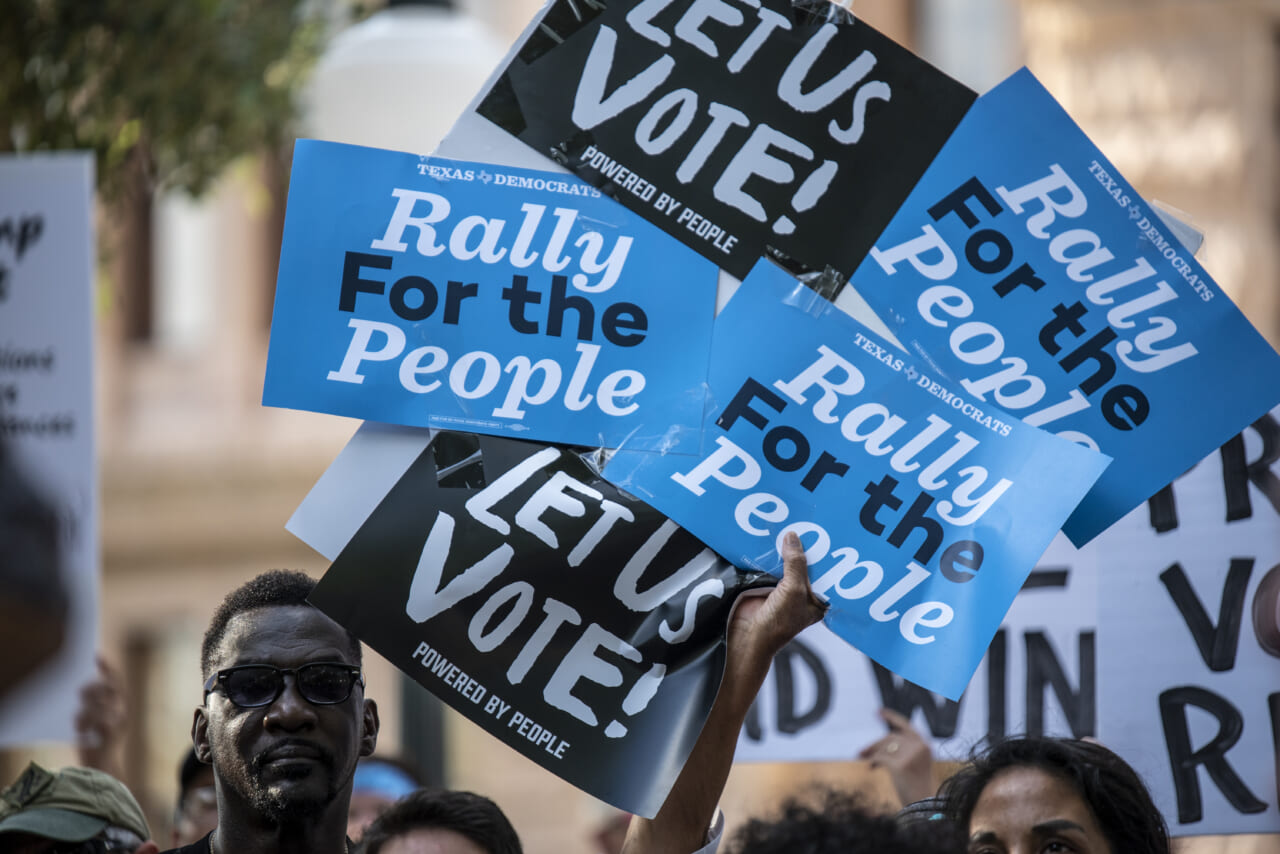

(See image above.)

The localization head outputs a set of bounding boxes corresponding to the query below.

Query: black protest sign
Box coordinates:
[477,0,975,278]
[309,432,768,817]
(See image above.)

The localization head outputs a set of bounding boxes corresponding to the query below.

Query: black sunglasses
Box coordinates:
[203,662,364,708]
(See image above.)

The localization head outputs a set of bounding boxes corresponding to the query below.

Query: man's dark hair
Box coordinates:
[729,786,956,854]
[937,735,1170,854]
[200,569,361,677]
[359,788,522,854]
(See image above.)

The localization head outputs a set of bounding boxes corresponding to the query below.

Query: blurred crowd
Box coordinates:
[0,542,1176,854]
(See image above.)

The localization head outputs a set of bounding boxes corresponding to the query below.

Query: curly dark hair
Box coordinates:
[728,786,955,854]
[937,736,1170,854]
[200,569,361,677]
[358,788,522,854]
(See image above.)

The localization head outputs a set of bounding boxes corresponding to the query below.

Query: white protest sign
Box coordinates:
[0,153,98,745]
[1097,411,1280,836]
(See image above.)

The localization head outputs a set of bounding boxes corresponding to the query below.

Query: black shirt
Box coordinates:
[159,831,211,854]
[159,832,356,853]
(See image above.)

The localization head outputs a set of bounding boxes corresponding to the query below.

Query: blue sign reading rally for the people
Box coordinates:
[264,140,719,450]
[603,260,1110,700]
[850,68,1280,545]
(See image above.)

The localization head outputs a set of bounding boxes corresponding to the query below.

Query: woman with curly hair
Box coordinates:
[730,786,956,854]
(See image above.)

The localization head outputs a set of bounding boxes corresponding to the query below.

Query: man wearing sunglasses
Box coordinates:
[162,570,379,854]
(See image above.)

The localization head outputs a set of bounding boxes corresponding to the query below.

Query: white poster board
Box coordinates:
[0,153,98,745]
[1097,414,1280,836]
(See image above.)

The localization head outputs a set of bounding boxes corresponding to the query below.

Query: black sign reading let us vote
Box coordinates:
[477,0,975,278]
[309,433,768,817]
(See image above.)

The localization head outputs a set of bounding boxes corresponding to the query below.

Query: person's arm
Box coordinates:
[622,532,826,854]
[858,707,935,807]
[75,656,128,780]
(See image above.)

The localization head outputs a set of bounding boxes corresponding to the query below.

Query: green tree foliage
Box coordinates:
[0,0,326,197]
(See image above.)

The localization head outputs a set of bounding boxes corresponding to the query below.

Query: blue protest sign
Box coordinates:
[850,68,1280,545]
[603,260,1109,699]
[264,140,718,450]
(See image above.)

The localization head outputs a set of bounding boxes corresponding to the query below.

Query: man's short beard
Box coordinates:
[251,780,333,823]
[248,748,341,824]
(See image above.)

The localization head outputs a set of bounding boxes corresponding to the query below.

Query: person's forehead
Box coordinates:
[379,826,490,854]
[213,604,354,669]
[974,765,1095,823]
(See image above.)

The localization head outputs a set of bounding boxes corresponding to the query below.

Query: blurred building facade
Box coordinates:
[3,1,1276,852]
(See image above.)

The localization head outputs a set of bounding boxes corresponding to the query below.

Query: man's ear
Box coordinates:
[192,706,213,764]
[360,698,379,758]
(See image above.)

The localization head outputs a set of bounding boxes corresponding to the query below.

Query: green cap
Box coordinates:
[0,762,151,842]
